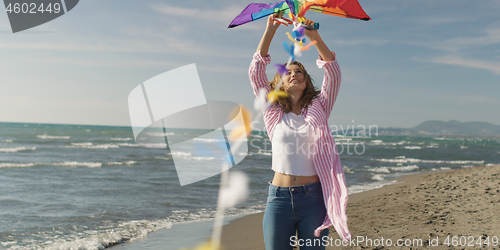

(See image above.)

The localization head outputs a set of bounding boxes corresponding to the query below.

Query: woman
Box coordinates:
[249,14,351,250]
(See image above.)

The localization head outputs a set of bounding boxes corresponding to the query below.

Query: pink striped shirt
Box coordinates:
[249,51,351,241]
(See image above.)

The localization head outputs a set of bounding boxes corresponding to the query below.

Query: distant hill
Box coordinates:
[378,120,500,137]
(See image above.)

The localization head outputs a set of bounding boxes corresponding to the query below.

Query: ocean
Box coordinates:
[1,122,499,249]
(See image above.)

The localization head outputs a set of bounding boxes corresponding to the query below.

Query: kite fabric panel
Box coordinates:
[228,1,291,28]
[299,0,371,20]
[228,0,370,28]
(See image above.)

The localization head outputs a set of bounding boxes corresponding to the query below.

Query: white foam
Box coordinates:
[193,138,225,143]
[64,143,120,149]
[110,137,133,141]
[389,165,419,171]
[37,134,71,140]
[146,132,175,137]
[366,166,391,174]
[0,147,36,153]
[0,163,36,168]
[374,157,421,163]
[170,152,192,157]
[371,140,383,144]
[52,162,103,168]
[371,174,386,181]
[72,142,93,146]
[440,160,484,164]
[433,137,462,141]
[404,146,421,150]
[155,157,171,160]
[191,156,216,161]
[138,143,167,148]
[118,143,167,148]
[1,161,111,169]
[374,157,484,165]
[0,139,13,143]
[255,150,272,156]
[348,180,397,194]
[343,166,353,174]
[23,204,266,250]
[106,161,137,166]
[20,219,174,250]
[0,241,17,247]
[168,152,216,161]
[117,143,141,147]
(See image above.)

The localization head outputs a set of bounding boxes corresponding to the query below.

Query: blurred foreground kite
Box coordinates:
[228,0,370,28]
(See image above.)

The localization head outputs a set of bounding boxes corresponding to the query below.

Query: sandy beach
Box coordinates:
[221,165,500,249]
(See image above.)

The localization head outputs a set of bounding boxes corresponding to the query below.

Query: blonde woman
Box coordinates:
[249,14,351,250]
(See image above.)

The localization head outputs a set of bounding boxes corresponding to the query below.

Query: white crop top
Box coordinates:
[272,112,317,176]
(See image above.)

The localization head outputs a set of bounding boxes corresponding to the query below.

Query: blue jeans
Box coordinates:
[263,181,329,250]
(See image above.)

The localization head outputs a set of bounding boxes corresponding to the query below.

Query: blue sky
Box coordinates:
[1,0,499,129]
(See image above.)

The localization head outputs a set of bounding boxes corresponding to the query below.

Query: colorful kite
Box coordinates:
[228,0,370,28]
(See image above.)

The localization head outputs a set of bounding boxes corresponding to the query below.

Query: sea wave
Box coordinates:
[365,166,391,174]
[343,166,353,174]
[13,219,174,250]
[348,180,397,194]
[371,174,386,181]
[431,167,452,171]
[0,163,37,168]
[373,156,484,165]
[0,161,138,169]
[118,143,167,148]
[110,137,133,141]
[37,134,71,140]
[0,147,36,153]
[12,204,265,250]
[388,165,419,171]
[404,146,422,150]
[146,132,175,137]
[0,139,13,143]
[64,142,120,149]
[167,152,217,161]
[106,161,137,166]
[368,140,407,146]
[193,138,225,143]
[170,152,191,157]
[253,150,272,156]
[52,162,103,168]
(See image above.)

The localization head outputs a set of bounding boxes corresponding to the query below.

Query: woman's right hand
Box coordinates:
[266,13,282,32]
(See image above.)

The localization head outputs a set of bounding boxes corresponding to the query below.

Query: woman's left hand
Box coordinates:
[304,28,319,40]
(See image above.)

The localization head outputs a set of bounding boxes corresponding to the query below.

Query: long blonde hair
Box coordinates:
[269,61,320,113]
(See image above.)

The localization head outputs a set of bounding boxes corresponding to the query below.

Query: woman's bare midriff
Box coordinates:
[271,171,319,187]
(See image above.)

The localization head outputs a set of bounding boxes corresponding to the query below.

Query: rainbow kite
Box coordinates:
[228,0,370,28]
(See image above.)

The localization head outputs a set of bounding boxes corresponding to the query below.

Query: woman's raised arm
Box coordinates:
[305,29,334,61]
[306,29,340,118]
[256,14,282,57]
